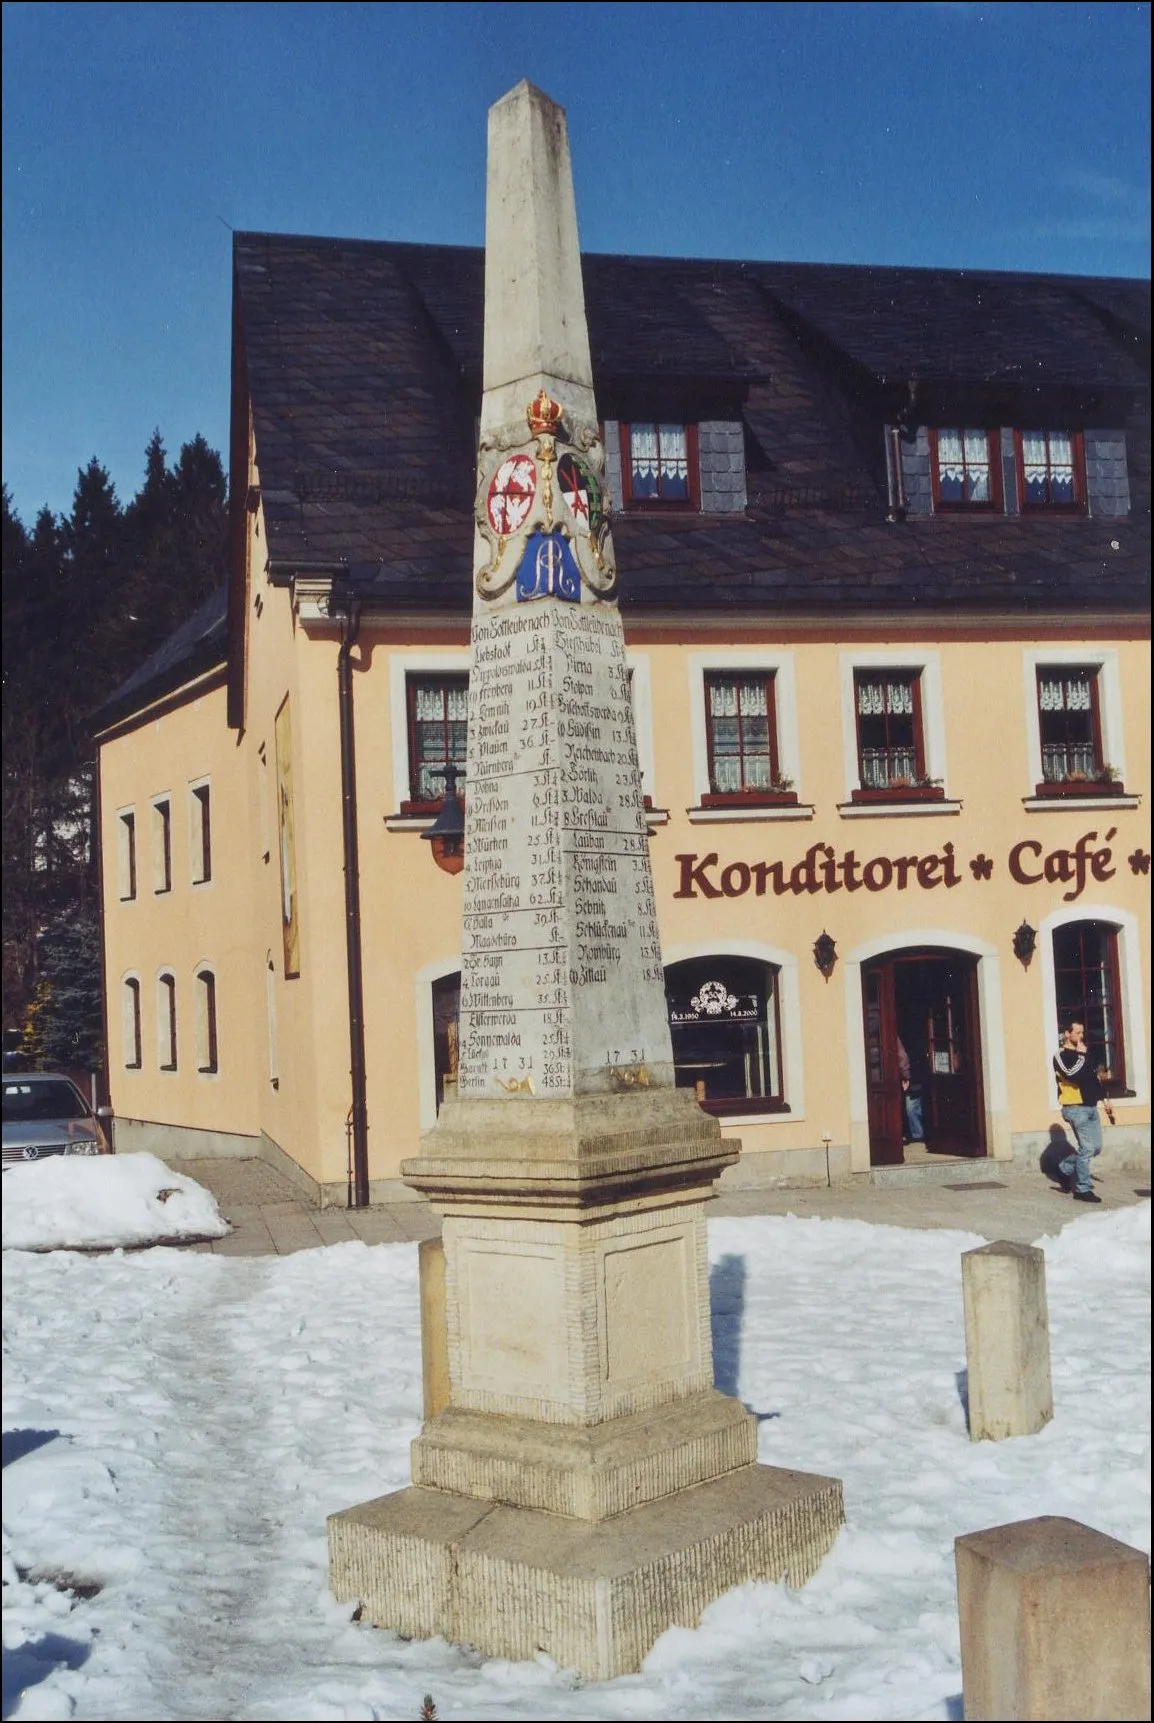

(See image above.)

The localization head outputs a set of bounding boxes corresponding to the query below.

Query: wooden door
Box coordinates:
[919,958,985,1156]
[863,962,904,1165]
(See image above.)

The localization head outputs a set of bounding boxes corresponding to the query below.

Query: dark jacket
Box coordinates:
[1053,1045,1107,1107]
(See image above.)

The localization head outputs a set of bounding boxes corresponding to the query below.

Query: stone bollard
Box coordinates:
[955,1516,1151,1721]
[418,1237,450,1421]
[961,1241,1052,1440]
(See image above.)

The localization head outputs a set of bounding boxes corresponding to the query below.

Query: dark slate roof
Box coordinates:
[231,232,1149,622]
[93,586,228,733]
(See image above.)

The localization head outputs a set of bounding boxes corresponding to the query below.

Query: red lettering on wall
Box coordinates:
[721,862,750,898]
[674,853,721,899]
[1009,840,1044,884]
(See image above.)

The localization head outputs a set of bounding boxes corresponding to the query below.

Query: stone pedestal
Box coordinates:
[328,1090,845,1676]
[962,1241,1053,1441]
[955,1516,1151,1721]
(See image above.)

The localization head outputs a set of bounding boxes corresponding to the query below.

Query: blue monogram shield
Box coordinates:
[514,530,581,603]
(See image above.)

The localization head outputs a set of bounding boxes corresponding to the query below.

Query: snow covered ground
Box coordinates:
[2,1154,230,1252]
[3,1202,1149,1722]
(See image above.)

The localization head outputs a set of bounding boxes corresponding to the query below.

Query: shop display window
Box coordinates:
[665,955,786,1116]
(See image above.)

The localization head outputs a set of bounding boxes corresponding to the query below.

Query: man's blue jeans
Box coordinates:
[1059,1104,1103,1194]
[904,1090,924,1143]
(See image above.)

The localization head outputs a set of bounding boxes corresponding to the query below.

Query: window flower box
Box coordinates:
[851,784,945,805]
[1033,777,1122,799]
[701,788,799,810]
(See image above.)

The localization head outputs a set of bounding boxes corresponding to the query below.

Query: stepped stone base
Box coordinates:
[412,1390,757,1519]
[328,1463,845,1680]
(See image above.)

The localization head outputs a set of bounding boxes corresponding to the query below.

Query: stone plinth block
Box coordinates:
[956,1516,1151,1721]
[418,1238,449,1421]
[962,1241,1053,1441]
[329,1463,845,1680]
[405,1090,735,1211]
[412,1389,757,1519]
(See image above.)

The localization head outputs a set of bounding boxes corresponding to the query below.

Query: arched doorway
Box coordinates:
[862,948,986,1166]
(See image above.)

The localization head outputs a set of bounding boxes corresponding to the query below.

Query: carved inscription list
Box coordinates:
[458,603,674,1099]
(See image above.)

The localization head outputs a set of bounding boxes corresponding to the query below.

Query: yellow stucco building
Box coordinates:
[94,236,1150,1203]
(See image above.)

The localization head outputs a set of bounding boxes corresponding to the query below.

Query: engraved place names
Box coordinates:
[457,602,674,1099]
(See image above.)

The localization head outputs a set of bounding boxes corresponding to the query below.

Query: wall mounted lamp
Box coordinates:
[813,931,838,981]
[1012,921,1037,968]
[421,761,466,875]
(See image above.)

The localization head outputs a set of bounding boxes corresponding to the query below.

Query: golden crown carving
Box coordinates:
[526,389,565,437]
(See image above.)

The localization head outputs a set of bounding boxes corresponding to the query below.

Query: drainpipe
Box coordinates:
[336,593,370,1208]
[885,425,907,523]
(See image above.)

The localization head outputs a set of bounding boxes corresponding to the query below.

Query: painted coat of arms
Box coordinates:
[474,389,617,605]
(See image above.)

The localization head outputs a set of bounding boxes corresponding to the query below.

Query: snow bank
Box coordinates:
[1,1152,230,1251]
[2,1204,1148,1721]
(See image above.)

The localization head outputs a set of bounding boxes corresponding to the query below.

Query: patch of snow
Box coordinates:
[1,1205,1148,1720]
[1,1153,229,1251]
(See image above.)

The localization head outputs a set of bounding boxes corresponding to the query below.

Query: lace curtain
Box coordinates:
[1022,431,1075,502]
[857,679,914,716]
[1039,675,1092,712]
[709,678,768,718]
[630,423,660,479]
[415,684,468,722]
[709,677,771,791]
[630,423,689,489]
[937,427,990,500]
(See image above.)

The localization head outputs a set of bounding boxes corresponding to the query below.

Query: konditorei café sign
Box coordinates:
[673,827,1150,905]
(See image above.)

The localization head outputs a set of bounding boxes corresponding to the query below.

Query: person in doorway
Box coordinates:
[897,1037,924,1144]
[1053,1017,1116,1203]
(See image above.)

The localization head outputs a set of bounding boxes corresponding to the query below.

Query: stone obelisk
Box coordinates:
[328,82,843,1680]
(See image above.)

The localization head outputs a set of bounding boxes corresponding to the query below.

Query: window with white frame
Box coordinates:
[190,783,212,884]
[689,654,802,817]
[1016,430,1086,512]
[1023,648,1129,803]
[117,810,137,901]
[152,799,172,894]
[406,675,469,809]
[620,423,699,508]
[1036,667,1108,788]
[930,427,1002,511]
[703,673,791,802]
[853,671,941,797]
[157,973,177,1071]
[122,977,142,1068]
[1052,921,1128,1095]
[195,969,218,1074]
[839,653,949,809]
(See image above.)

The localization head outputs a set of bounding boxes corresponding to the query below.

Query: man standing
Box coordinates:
[1053,1018,1116,1203]
[897,1037,925,1145]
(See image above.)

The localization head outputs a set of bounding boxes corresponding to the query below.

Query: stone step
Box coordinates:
[870,1157,998,1188]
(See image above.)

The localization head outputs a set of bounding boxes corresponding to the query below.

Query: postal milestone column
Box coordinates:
[327,81,843,1681]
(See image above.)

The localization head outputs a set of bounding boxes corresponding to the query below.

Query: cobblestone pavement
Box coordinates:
[170,1155,1150,1255]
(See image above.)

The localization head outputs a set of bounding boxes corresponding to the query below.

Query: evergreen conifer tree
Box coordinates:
[24,911,104,1072]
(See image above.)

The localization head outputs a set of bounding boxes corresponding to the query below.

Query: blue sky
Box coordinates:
[3,0,1149,522]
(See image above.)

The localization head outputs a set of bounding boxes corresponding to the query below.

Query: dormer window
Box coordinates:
[621,423,700,510]
[929,428,1002,512]
[1016,430,1086,511]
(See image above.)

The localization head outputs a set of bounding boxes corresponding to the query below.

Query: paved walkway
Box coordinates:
[172,1155,1150,1255]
